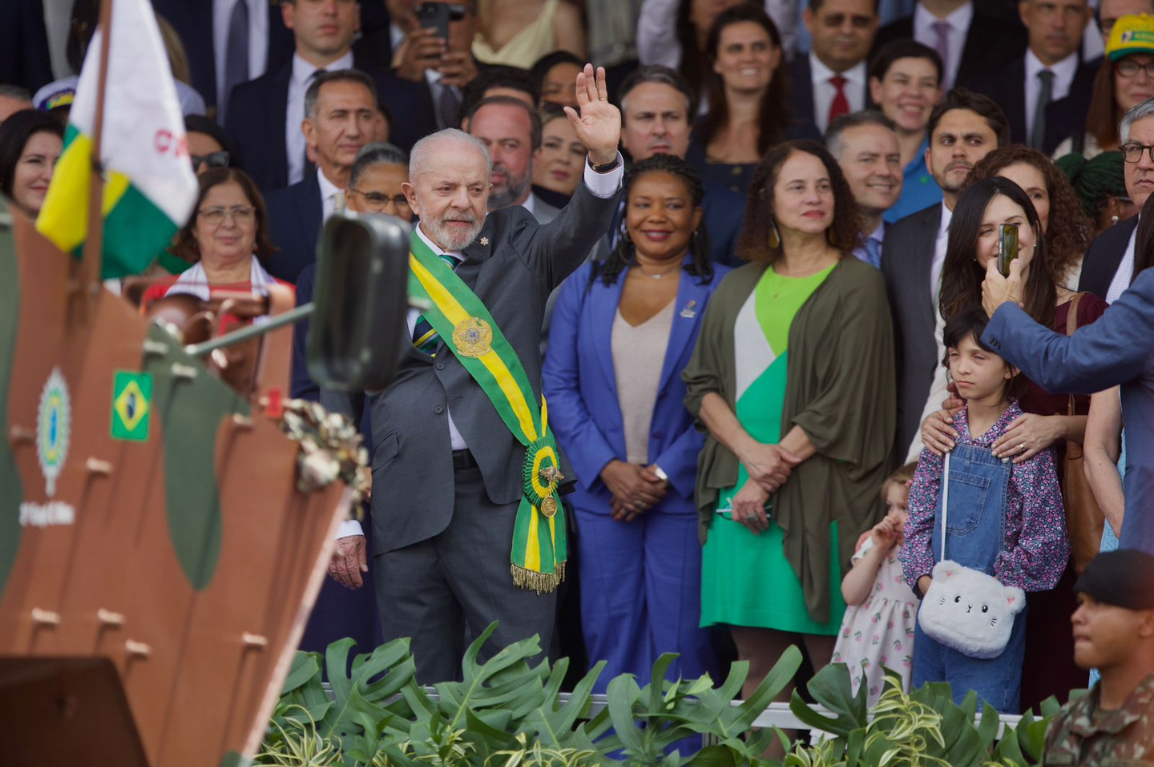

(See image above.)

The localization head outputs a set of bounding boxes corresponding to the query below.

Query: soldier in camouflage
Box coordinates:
[1043,549,1154,765]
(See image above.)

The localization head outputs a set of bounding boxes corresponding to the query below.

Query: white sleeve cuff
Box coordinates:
[336,520,364,539]
[583,152,625,199]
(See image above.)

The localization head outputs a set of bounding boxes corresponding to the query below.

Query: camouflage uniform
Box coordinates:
[1043,672,1154,765]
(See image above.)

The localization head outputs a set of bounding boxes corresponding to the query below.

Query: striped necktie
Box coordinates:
[412,253,460,355]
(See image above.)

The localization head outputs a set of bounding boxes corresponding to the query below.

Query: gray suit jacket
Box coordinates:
[324,181,620,554]
[880,203,942,463]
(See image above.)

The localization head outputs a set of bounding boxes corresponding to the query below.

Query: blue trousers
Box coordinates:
[574,508,717,693]
[912,603,1027,713]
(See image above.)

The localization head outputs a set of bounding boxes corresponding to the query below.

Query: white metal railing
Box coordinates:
[318,685,1023,737]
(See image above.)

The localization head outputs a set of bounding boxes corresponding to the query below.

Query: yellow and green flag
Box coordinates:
[36,0,197,279]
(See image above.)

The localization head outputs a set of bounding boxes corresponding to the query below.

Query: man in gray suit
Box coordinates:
[324,65,624,683]
[880,88,1008,463]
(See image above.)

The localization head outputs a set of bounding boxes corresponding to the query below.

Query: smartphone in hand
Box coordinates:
[998,223,1019,278]
[417,2,452,41]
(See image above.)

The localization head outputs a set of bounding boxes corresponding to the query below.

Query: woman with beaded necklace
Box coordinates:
[543,154,727,689]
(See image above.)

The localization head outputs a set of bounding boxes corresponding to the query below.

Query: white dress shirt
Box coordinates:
[810,55,867,133]
[318,167,347,223]
[1024,49,1079,142]
[287,51,355,186]
[913,1,972,91]
[213,0,269,112]
[930,201,953,305]
[338,155,625,538]
[1107,219,1139,304]
[905,202,954,463]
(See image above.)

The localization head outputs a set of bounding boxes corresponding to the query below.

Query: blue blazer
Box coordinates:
[982,268,1154,554]
[542,257,731,515]
[264,171,321,284]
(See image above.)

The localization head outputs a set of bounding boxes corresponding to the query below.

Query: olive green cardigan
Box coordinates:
[682,257,896,624]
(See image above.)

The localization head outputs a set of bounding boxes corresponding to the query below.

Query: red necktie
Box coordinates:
[828,75,850,126]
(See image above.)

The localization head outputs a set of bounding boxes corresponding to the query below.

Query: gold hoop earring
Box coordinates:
[827,227,838,248]
[768,220,781,249]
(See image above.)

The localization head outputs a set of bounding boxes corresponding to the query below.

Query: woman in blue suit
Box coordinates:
[544,155,728,688]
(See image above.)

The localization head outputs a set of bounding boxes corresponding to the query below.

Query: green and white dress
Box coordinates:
[699,264,846,634]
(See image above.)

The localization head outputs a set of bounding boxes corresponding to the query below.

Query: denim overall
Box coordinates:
[912,443,1028,713]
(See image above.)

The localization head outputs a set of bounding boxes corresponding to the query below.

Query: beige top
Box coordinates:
[472,0,559,68]
[611,300,674,465]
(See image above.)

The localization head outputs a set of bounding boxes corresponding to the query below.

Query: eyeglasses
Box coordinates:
[1121,143,1154,163]
[350,188,410,210]
[1115,60,1154,79]
[445,3,469,19]
[191,151,230,170]
[198,205,255,225]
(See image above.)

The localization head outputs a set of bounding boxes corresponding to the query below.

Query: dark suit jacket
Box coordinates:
[871,12,1027,92]
[0,0,52,92]
[151,0,295,111]
[880,202,942,462]
[265,171,321,284]
[226,56,436,193]
[971,55,1096,155]
[1078,215,1139,300]
[321,181,621,554]
[788,54,871,137]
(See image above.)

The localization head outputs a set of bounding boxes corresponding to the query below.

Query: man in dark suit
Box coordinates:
[790,0,880,136]
[225,0,435,194]
[616,66,745,267]
[871,0,1027,93]
[0,0,53,93]
[265,70,378,284]
[150,0,293,118]
[971,0,1094,154]
[392,0,481,130]
[321,66,624,683]
[881,88,1008,463]
[1080,98,1154,301]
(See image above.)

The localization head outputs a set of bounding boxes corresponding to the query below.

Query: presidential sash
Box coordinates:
[408,233,566,593]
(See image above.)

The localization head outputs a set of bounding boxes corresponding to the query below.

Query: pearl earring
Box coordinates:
[1112,215,1120,225]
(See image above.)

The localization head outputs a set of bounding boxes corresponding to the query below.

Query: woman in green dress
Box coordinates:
[683,140,896,704]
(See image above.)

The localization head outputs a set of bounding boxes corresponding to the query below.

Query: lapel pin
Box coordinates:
[480,236,489,246]
[679,300,697,319]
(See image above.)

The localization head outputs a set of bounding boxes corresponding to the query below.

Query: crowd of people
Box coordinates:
[6,0,1154,748]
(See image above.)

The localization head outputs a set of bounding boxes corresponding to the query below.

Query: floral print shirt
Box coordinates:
[900,400,1070,592]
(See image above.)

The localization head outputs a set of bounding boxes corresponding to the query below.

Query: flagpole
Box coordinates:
[80,0,114,298]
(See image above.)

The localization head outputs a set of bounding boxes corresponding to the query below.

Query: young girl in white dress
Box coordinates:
[831,463,920,705]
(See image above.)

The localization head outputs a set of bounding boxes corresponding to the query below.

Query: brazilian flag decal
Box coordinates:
[111,371,152,441]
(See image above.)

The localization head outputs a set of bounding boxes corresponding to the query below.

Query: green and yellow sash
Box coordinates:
[408,232,566,593]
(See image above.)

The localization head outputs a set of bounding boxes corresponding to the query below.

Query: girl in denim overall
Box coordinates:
[900,308,1070,713]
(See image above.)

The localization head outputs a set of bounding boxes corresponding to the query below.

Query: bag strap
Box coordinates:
[940,452,950,561]
[1065,294,1084,417]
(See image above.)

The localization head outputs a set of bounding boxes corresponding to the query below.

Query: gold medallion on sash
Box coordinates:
[452,317,493,358]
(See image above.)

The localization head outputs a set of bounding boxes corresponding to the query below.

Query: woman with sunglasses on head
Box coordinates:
[185,115,235,176]
[1053,14,1154,159]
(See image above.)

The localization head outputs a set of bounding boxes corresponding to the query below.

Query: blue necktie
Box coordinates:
[864,236,883,269]
[412,254,460,355]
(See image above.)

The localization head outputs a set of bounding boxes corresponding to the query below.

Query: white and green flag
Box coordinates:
[36,0,197,278]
